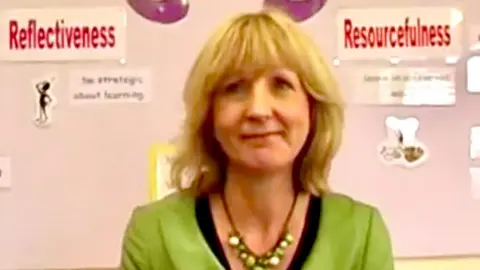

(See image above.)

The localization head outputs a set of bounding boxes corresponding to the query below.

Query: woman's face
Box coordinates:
[212,68,310,172]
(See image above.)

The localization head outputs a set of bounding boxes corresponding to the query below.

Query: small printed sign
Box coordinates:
[336,7,463,60]
[345,66,455,106]
[68,68,152,104]
[0,7,126,61]
[470,127,480,160]
[0,157,12,188]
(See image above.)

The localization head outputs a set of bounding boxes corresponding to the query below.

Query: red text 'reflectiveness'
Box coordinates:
[344,17,451,49]
[9,19,116,50]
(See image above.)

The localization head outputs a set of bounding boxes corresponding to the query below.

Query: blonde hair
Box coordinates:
[170,8,344,196]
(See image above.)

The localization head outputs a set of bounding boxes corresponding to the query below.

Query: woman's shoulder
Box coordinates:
[324,192,378,210]
[322,192,382,224]
[131,191,196,222]
[308,194,393,268]
[121,192,198,269]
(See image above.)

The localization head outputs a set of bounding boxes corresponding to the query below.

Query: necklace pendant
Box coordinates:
[227,230,295,270]
[221,193,301,269]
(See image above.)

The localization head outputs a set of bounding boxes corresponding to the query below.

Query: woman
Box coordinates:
[121,8,394,270]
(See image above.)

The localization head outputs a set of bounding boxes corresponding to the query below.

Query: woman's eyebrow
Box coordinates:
[270,70,300,84]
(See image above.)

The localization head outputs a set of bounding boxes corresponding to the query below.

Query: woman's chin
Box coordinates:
[242,158,288,172]
[233,149,292,172]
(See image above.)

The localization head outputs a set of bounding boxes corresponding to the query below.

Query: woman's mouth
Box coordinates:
[241,131,282,140]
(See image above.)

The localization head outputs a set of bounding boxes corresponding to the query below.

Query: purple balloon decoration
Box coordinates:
[263,0,327,22]
[127,0,189,24]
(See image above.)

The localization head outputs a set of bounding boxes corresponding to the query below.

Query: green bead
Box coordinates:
[226,230,294,269]
[246,255,256,266]
[274,248,284,257]
[284,233,294,243]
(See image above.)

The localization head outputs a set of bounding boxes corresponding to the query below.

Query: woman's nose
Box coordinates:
[245,81,273,120]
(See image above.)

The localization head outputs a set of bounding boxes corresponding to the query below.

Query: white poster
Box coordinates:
[68,68,152,104]
[345,66,455,105]
[467,56,480,93]
[471,127,480,160]
[336,7,463,60]
[0,7,126,61]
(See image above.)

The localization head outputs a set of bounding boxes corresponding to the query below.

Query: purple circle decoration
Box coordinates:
[127,0,189,24]
[263,0,327,22]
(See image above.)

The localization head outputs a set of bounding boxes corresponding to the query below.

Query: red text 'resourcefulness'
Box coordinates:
[344,17,451,49]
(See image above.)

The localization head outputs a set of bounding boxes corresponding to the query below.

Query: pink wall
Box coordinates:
[0,0,479,269]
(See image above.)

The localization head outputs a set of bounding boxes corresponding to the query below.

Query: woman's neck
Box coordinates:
[222,165,296,235]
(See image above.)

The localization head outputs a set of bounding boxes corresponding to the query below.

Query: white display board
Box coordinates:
[345,66,456,105]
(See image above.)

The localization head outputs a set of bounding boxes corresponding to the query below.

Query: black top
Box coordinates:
[195,196,322,270]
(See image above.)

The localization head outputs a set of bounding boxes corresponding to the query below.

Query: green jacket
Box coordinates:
[121,192,394,270]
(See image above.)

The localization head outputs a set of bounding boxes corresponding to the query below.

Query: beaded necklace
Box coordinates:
[221,193,298,270]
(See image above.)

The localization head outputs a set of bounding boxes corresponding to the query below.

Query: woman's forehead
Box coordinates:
[218,65,298,86]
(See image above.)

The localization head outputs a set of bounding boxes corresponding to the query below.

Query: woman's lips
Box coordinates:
[241,131,282,140]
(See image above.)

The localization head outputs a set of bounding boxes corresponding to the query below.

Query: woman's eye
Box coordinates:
[223,81,245,94]
[272,77,293,91]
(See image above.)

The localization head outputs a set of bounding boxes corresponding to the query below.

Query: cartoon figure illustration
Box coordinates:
[377,116,428,168]
[34,78,55,126]
[379,129,403,162]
